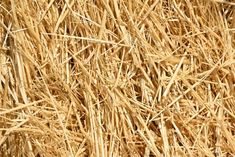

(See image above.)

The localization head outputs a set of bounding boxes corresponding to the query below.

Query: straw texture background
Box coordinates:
[0,0,235,156]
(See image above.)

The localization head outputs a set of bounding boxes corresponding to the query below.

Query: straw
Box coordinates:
[0,0,235,156]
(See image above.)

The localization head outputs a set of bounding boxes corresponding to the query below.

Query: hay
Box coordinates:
[0,0,235,156]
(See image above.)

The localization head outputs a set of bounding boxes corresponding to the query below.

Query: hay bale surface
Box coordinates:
[0,0,235,156]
